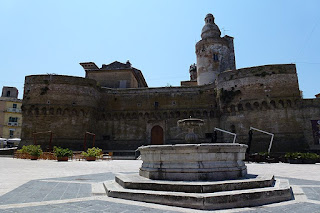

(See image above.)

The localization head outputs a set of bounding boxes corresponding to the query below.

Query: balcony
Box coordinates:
[7,122,20,126]
[7,108,21,113]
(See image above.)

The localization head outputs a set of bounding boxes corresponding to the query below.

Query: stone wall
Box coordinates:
[215,64,307,152]
[86,70,138,88]
[20,65,320,153]
[21,75,100,150]
[94,85,220,150]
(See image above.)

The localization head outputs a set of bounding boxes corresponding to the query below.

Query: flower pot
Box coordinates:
[86,156,96,161]
[30,155,38,160]
[266,157,279,163]
[302,159,317,164]
[57,156,69,161]
[288,158,303,164]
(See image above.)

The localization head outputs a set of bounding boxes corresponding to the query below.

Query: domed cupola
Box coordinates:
[201,14,221,39]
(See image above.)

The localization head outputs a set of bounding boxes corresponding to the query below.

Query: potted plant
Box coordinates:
[53,146,73,161]
[301,153,319,164]
[82,147,102,161]
[17,145,31,159]
[27,145,43,160]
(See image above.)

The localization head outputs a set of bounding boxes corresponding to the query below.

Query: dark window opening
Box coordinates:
[9,117,18,122]
[9,129,14,138]
[154,101,159,109]
[6,91,10,97]
[13,104,17,108]
[213,54,219,61]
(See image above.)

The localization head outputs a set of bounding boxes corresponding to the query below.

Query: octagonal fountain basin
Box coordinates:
[139,143,248,181]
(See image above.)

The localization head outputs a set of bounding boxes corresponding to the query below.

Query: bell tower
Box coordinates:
[195,14,236,85]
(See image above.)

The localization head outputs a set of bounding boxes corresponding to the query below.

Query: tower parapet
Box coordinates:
[196,14,236,86]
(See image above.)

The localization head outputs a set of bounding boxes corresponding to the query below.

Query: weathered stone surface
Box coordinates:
[139,143,247,181]
[115,173,274,193]
[104,178,292,210]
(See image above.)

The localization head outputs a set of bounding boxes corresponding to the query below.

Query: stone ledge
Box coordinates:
[115,173,274,193]
[139,166,247,181]
[138,143,248,153]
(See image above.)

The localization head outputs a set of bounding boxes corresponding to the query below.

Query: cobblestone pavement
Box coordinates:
[0,158,320,213]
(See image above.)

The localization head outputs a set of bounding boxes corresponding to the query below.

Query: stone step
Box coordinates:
[115,173,275,193]
[103,178,293,210]
[92,183,108,196]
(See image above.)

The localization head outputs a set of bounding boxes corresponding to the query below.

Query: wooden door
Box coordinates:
[151,125,164,145]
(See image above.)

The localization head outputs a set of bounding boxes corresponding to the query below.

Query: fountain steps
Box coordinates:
[115,173,274,193]
[103,174,293,210]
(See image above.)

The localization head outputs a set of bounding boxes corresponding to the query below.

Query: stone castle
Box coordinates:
[20,14,320,153]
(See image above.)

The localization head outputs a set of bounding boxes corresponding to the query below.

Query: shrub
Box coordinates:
[24,145,43,157]
[301,153,319,160]
[19,145,33,154]
[53,146,73,158]
[285,152,319,160]
[82,147,102,157]
[258,152,269,157]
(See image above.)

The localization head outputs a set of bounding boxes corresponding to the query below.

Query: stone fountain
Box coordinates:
[104,118,292,210]
[177,117,204,143]
[139,118,247,181]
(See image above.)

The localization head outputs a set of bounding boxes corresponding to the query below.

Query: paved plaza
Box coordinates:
[0,157,319,212]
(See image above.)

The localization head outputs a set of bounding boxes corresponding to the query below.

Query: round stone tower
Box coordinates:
[196,14,236,85]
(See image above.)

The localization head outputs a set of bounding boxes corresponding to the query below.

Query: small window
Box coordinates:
[13,104,17,108]
[172,101,176,105]
[213,54,219,61]
[6,91,11,97]
[154,101,159,109]
[9,117,18,122]
[9,129,15,138]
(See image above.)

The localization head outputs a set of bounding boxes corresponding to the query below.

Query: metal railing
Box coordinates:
[7,108,21,113]
[214,127,237,143]
[7,122,19,126]
[250,127,274,154]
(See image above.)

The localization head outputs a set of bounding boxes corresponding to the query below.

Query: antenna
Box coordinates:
[221,27,229,36]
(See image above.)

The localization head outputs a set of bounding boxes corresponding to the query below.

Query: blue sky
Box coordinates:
[1,0,319,99]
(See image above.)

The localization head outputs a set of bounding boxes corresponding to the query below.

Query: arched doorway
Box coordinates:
[151,125,164,145]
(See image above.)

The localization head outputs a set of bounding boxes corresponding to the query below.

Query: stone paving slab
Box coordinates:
[41,172,116,183]
[0,158,319,212]
[301,187,320,201]
[0,180,91,205]
[241,202,320,213]
[0,200,180,213]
